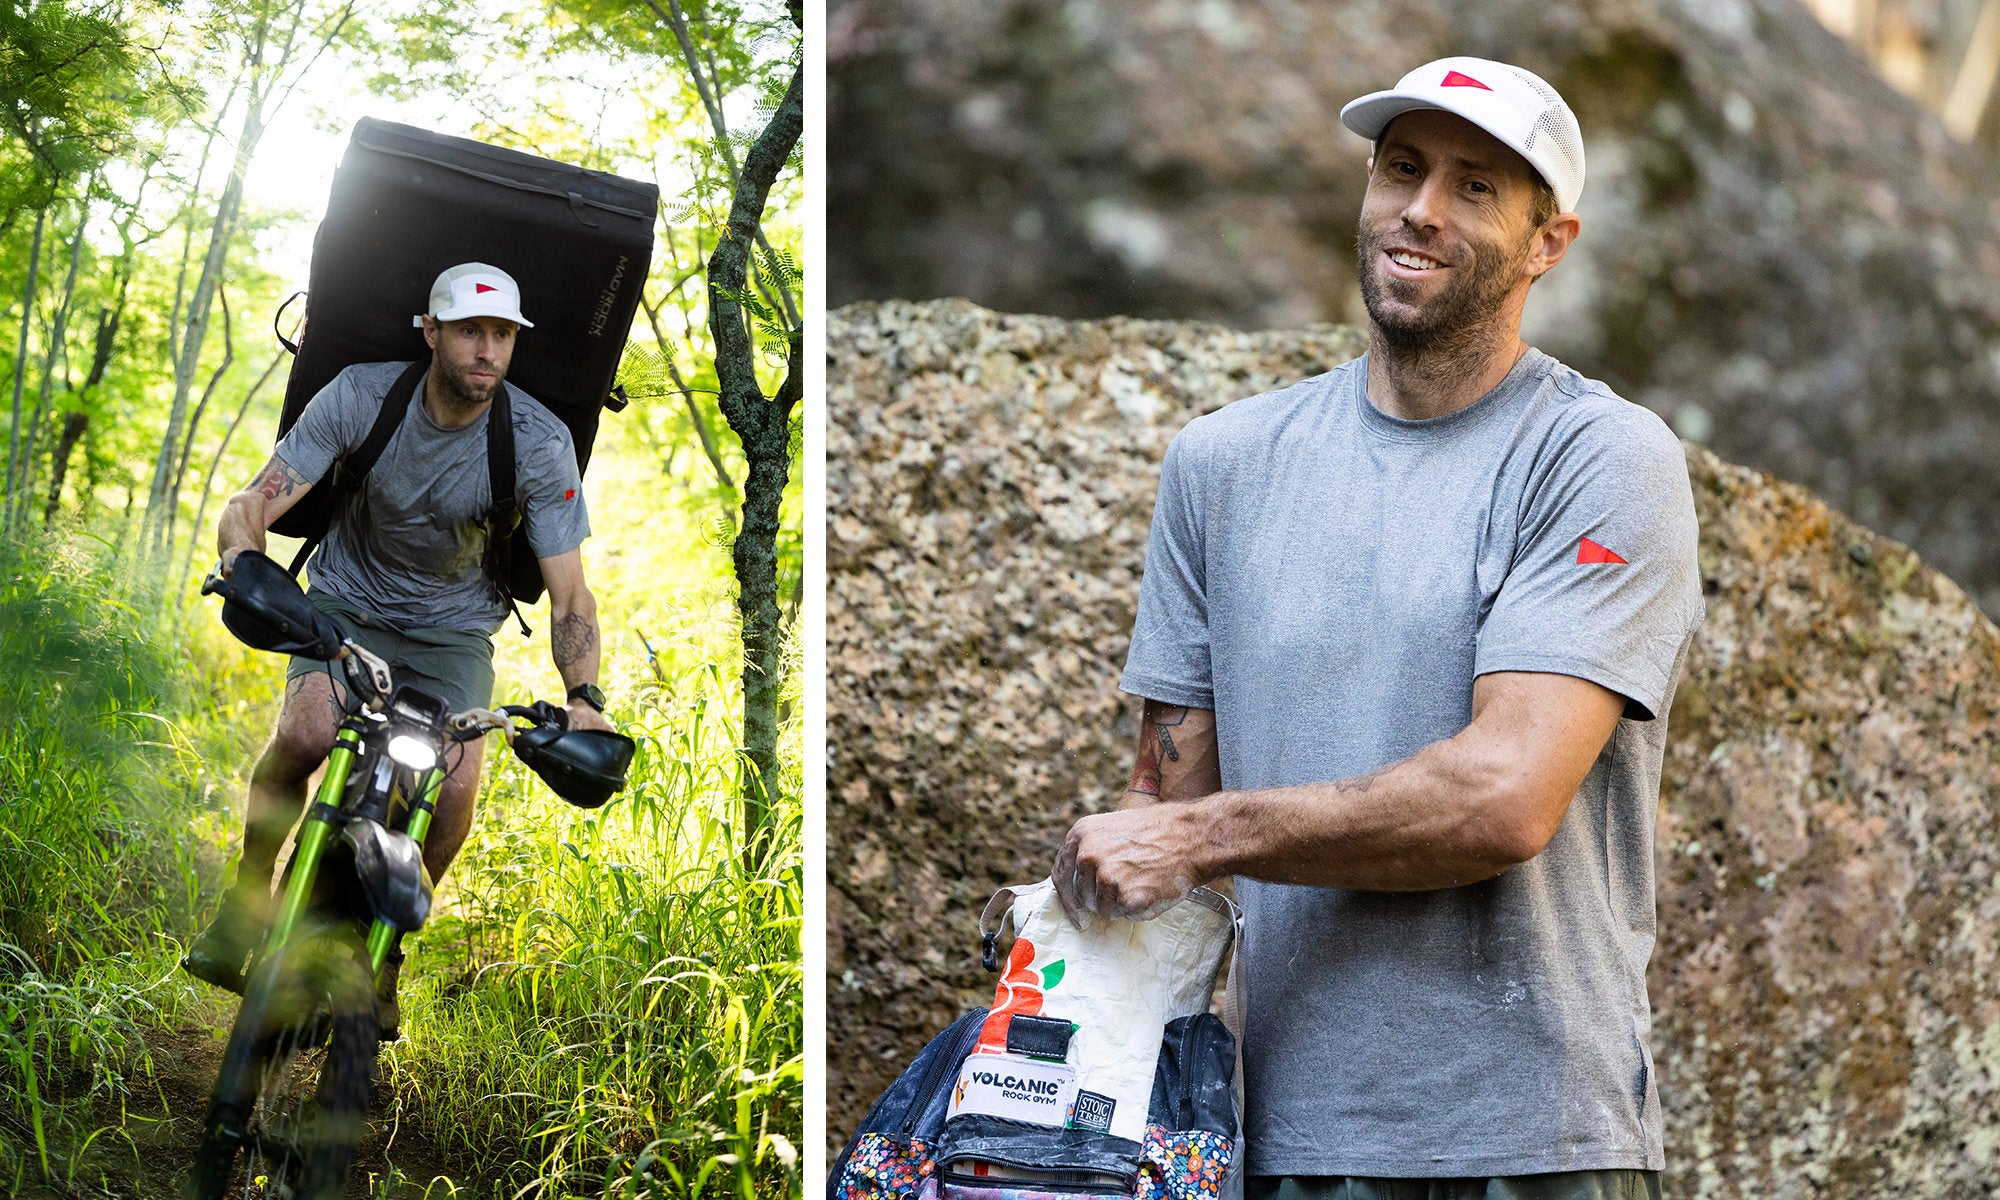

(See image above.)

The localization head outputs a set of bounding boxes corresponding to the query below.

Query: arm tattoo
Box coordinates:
[1126,702,1190,798]
[1151,704,1189,762]
[1331,764,1392,794]
[253,457,308,501]
[551,611,598,675]
[1127,731,1163,798]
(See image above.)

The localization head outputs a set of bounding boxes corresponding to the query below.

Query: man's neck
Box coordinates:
[423,373,491,430]
[1364,321,1529,423]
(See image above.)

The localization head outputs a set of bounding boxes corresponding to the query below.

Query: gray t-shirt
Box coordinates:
[276,361,591,633]
[1121,349,1703,1178]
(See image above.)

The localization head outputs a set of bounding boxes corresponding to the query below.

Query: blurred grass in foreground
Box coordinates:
[0,530,234,1194]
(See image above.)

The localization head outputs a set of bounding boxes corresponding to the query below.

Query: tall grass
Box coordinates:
[0,530,234,1192]
[378,656,801,1199]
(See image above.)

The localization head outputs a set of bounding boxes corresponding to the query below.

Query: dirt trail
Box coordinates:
[17,1019,493,1200]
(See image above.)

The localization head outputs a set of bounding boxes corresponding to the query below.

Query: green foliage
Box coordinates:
[0,0,138,202]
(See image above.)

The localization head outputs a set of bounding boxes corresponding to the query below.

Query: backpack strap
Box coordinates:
[484,384,531,637]
[285,360,427,577]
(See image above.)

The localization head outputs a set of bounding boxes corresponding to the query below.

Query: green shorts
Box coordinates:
[286,591,496,714]
[1247,1172,1662,1200]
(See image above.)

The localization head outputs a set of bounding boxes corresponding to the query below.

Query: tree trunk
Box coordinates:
[43,412,87,523]
[16,209,87,528]
[165,285,234,548]
[145,0,302,552]
[707,56,803,869]
[147,107,258,549]
[8,207,46,504]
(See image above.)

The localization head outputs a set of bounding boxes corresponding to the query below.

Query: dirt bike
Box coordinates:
[184,550,634,1200]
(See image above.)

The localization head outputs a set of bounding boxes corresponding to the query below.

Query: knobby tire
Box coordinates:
[187,931,379,1200]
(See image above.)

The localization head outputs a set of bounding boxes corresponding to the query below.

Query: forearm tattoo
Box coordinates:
[1152,704,1187,762]
[253,457,308,501]
[551,611,598,677]
[1331,764,1392,794]
[1125,703,1191,799]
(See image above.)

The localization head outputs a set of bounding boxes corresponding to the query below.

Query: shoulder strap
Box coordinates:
[286,360,427,577]
[485,385,531,637]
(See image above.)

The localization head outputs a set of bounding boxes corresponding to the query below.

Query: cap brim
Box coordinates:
[1341,91,1443,141]
[424,305,535,329]
[1341,89,1529,156]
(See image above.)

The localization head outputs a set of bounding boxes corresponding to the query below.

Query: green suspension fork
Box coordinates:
[265,715,367,956]
[364,761,446,975]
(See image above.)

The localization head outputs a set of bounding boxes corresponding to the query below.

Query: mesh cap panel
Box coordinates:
[1505,64,1585,211]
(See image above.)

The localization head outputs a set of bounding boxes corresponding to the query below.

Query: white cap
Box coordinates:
[411,262,535,329]
[1339,57,1586,214]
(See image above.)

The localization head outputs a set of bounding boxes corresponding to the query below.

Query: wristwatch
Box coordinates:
[566,682,606,712]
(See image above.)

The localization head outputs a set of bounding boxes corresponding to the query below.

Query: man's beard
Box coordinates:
[433,355,504,410]
[1355,222,1527,360]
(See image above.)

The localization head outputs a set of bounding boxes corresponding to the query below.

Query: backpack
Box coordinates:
[831,883,1243,1200]
[829,1008,1239,1200]
[267,116,658,606]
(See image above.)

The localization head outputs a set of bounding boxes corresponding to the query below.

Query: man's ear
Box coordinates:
[1526,212,1581,280]
[420,315,440,351]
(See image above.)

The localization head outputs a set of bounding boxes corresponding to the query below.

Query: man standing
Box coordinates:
[1054,60,1704,1197]
[183,263,614,1037]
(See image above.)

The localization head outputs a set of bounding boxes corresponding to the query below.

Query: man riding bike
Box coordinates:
[182,263,615,1039]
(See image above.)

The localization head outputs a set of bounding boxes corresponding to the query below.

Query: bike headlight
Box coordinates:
[386,734,438,772]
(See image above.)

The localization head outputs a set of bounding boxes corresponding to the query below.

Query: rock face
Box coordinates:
[828,299,2000,1197]
[828,0,2000,617]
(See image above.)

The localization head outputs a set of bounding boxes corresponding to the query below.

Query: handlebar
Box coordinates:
[446,704,560,745]
[204,553,633,807]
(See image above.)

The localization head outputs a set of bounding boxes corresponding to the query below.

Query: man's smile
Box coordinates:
[1383,247,1449,275]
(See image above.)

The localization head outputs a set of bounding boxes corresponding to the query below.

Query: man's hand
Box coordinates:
[1055,802,1208,925]
[1052,699,1222,926]
[565,700,613,733]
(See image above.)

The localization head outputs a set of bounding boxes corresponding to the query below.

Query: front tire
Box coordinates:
[188,930,379,1200]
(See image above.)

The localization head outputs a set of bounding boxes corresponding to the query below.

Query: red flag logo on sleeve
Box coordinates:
[1576,536,1627,564]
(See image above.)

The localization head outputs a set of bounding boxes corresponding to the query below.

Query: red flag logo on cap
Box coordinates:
[1576,536,1627,564]
[1441,70,1492,90]
[475,283,498,294]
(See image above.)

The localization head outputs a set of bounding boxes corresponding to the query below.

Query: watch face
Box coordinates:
[570,683,606,710]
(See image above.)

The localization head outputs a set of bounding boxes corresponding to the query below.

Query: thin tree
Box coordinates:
[144,0,357,554]
[7,208,47,508]
[15,199,90,529]
[662,0,803,865]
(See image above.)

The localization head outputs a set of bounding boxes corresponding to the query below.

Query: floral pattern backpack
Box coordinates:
[830,883,1241,1200]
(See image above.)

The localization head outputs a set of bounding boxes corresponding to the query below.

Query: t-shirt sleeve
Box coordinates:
[1120,428,1215,709]
[273,366,377,480]
[517,412,591,558]
[1475,406,1704,721]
